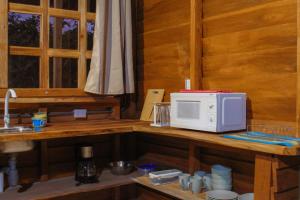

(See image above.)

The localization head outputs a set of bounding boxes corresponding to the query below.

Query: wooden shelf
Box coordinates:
[133,176,206,200]
[0,170,139,200]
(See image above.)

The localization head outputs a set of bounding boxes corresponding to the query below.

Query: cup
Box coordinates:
[194,170,206,178]
[179,173,191,191]
[203,174,212,191]
[32,118,46,128]
[189,176,203,194]
[0,171,3,193]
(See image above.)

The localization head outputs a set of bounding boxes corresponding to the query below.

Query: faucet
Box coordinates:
[4,89,17,128]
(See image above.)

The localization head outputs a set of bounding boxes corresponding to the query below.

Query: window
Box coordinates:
[0,0,96,97]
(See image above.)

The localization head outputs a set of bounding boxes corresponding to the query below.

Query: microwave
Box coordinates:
[170,92,246,132]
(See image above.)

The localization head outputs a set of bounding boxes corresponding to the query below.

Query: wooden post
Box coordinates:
[188,142,200,174]
[113,135,121,162]
[190,0,202,90]
[0,0,8,88]
[79,0,87,89]
[40,141,49,181]
[254,154,273,200]
[41,0,49,88]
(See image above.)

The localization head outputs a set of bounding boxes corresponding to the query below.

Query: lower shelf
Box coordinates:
[133,176,206,200]
[0,170,139,200]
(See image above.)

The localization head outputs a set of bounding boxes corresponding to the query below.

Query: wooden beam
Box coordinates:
[41,0,49,88]
[10,46,42,56]
[48,8,80,20]
[0,0,8,88]
[297,0,300,137]
[188,142,201,174]
[254,154,273,200]
[48,49,80,58]
[9,3,43,14]
[79,0,87,89]
[189,0,202,90]
[87,12,96,21]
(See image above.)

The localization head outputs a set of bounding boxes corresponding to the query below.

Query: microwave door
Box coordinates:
[177,101,201,120]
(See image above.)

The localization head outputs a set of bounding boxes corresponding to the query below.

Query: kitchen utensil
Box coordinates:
[137,163,157,176]
[32,118,46,128]
[149,169,182,185]
[206,190,239,200]
[178,173,191,190]
[189,175,203,194]
[211,165,232,191]
[239,193,254,200]
[0,171,3,193]
[75,145,98,184]
[203,174,212,191]
[109,161,134,175]
[194,170,206,178]
[151,102,171,127]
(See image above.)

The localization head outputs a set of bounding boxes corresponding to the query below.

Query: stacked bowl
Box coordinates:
[206,190,239,200]
[211,165,232,191]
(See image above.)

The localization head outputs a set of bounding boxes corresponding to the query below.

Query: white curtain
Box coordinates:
[84,0,135,95]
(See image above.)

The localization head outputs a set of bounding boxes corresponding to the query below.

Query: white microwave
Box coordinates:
[170,92,246,132]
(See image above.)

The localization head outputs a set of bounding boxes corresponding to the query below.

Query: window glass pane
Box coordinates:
[49,17,78,49]
[49,0,78,11]
[87,21,95,50]
[9,12,40,47]
[87,59,91,78]
[9,55,39,88]
[49,57,78,88]
[87,0,96,12]
[9,0,40,6]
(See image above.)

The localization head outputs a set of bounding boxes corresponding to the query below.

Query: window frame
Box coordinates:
[0,0,96,99]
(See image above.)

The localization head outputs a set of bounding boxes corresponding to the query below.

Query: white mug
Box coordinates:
[0,171,4,193]
[203,174,212,191]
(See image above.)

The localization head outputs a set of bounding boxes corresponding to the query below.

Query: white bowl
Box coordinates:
[207,190,238,200]
[239,193,254,200]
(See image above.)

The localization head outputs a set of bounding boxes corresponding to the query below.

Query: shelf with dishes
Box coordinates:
[133,164,253,200]
[0,170,139,200]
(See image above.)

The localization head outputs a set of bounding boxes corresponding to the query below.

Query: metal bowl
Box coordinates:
[109,161,134,175]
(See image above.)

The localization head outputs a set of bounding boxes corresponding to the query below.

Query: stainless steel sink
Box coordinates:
[0,126,35,153]
[0,126,33,134]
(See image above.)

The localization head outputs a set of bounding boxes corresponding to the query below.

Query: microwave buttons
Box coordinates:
[209,115,216,123]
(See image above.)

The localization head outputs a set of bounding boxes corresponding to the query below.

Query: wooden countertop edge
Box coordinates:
[0,121,299,156]
[133,125,300,156]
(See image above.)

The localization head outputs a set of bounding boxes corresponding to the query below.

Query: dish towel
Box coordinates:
[223,132,300,147]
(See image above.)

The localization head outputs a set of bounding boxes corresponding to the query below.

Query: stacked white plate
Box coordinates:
[239,193,254,200]
[211,165,232,190]
[206,190,239,200]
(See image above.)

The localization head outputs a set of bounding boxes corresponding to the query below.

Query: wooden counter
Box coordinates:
[0,120,299,156]
[134,125,300,156]
[0,120,145,142]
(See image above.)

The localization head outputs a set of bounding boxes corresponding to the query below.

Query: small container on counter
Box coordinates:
[149,169,182,185]
[0,170,4,193]
[137,164,157,176]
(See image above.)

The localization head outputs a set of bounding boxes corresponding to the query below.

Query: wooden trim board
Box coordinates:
[0,0,8,88]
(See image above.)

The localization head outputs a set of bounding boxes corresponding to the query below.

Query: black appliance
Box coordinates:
[75,145,98,184]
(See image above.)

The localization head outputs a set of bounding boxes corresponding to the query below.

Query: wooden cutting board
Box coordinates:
[140,89,165,121]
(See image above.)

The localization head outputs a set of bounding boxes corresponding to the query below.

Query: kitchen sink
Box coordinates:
[0,126,33,134]
[0,126,34,154]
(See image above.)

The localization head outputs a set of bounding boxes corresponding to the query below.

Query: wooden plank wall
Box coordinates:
[202,0,297,122]
[136,0,191,102]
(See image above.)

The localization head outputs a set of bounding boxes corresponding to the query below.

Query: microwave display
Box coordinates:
[177,101,200,120]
